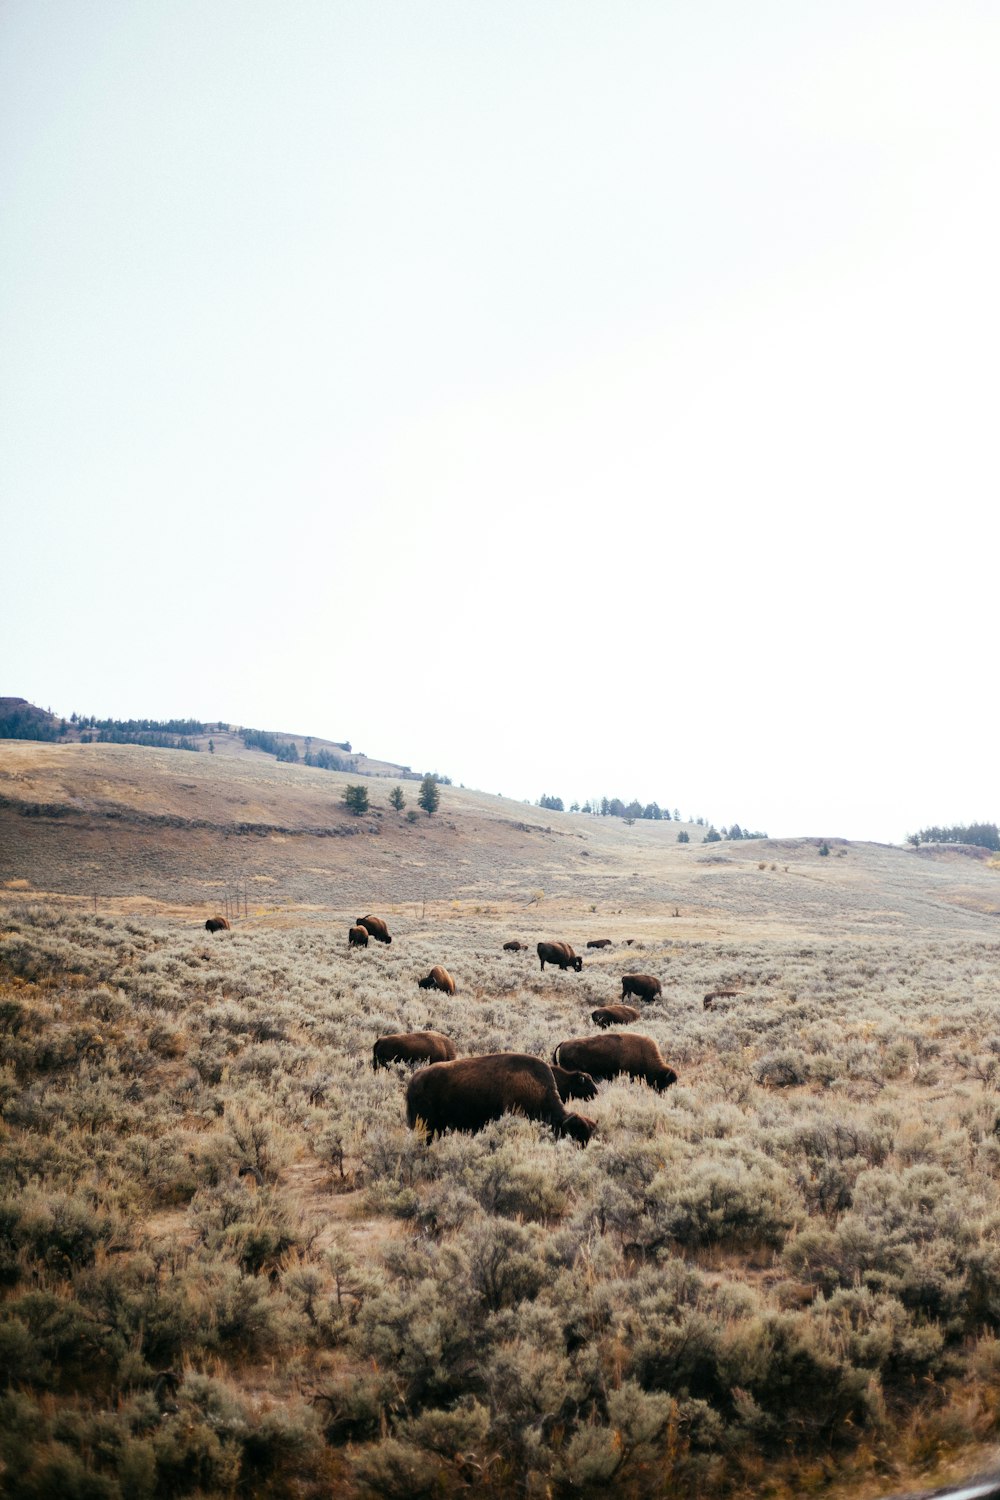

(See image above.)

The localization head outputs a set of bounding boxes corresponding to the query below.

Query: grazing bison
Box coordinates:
[205,917,230,933]
[406,1054,595,1145]
[356,914,392,944]
[503,940,527,952]
[587,938,613,949]
[551,1064,599,1102]
[373,1031,457,1070]
[553,1034,677,1092]
[703,988,741,1009]
[417,965,456,995]
[591,1003,641,1029]
[621,973,662,1004]
[348,925,369,948]
[537,941,583,973]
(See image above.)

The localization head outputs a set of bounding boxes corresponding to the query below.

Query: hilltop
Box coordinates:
[1,736,998,941]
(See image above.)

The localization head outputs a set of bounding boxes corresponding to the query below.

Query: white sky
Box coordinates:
[2,2,997,844]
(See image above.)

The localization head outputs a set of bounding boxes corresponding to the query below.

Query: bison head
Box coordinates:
[560,1113,596,1146]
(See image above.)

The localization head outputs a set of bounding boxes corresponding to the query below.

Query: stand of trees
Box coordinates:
[909,822,1000,850]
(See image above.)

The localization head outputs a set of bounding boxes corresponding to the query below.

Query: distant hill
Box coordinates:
[2,737,999,938]
[0,698,418,779]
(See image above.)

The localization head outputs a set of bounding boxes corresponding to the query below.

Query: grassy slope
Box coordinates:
[2,739,999,939]
[3,740,1000,1497]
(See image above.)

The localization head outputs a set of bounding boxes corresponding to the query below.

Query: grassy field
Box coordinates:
[2,741,1000,1498]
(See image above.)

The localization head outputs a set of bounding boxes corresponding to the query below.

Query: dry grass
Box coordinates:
[3,740,1000,1497]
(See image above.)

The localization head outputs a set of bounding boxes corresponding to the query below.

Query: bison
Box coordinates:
[703,988,742,1009]
[553,1033,677,1092]
[356,914,392,944]
[373,1031,457,1070]
[551,1064,599,1102]
[348,925,369,948]
[417,965,456,995]
[205,917,230,933]
[591,1003,641,1029]
[503,940,527,952]
[586,938,613,949]
[537,941,583,973]
[406,1054,595,1145]
[621,973,662,1004]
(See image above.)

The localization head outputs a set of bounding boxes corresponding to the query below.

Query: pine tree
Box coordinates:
[390,786,406,813]
[343,784,370,816]
[418,774,440,816]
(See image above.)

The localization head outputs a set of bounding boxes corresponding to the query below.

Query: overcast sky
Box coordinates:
[2,2,997,844]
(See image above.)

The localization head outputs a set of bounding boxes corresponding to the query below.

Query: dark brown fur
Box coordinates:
[348,924,369,948]
[591,1003,641,1029]
[205,917,230,933]
[553,1034,677,1092]
[373,1031,457,1070]
[551,1064,599,1102]
[417,965,456,995]
[621,973,662,1004]
[406,1054,595,1144]
[586,938,613,949]
[356,914,392,944]
[537,940,583,973]
[503,940,526,951]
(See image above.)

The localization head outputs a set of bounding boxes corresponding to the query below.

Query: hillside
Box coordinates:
[2,738,999,940]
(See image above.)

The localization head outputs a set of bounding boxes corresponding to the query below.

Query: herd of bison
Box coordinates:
[204,913,738,1149]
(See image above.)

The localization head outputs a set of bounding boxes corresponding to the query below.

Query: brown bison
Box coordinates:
[591,1003,641,1029]
[406,1054,595,1145]
[356,914,392,944]
[703,988,742,1009]
[503,940,527,952]
[205,917,230,933]
[373,1031,457,1070]
[621,973,662,1004]
[586,938,613,949]
[553,1034,677,1092]
[348,924,369,948]
[537,941,583,973]
[417,965,456,995]
[551,1064,599,1102]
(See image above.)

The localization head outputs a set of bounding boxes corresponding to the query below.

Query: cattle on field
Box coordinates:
[703,988,742,1009]
[591,1003,641,1029]
[373,1031,457,1070]
[205,917,230,933]
[348,925,369,948]
[586,938,613,949]
[356,914,392,944]
[503,940,527,951]
[551,1064,599,1102]
[537,940,583,972]
[553,1034,677,1092]
[417,965,456,995]
[406,1054,595,1145]
[621,973,662,1004]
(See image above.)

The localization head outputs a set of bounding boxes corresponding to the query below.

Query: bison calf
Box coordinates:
[417,965,456,995]
[586,938,613,949]
[373,1031,457,1070]
[406,1054,595,1145]
[553,1034,677,1092]
[503,940,526,952]
[348,925,369,948]
[591,1003,641,1029]
[621,973,662,1004]
[537,941,583,973]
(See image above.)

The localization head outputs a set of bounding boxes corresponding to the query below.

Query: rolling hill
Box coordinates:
[1,736,998,940]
